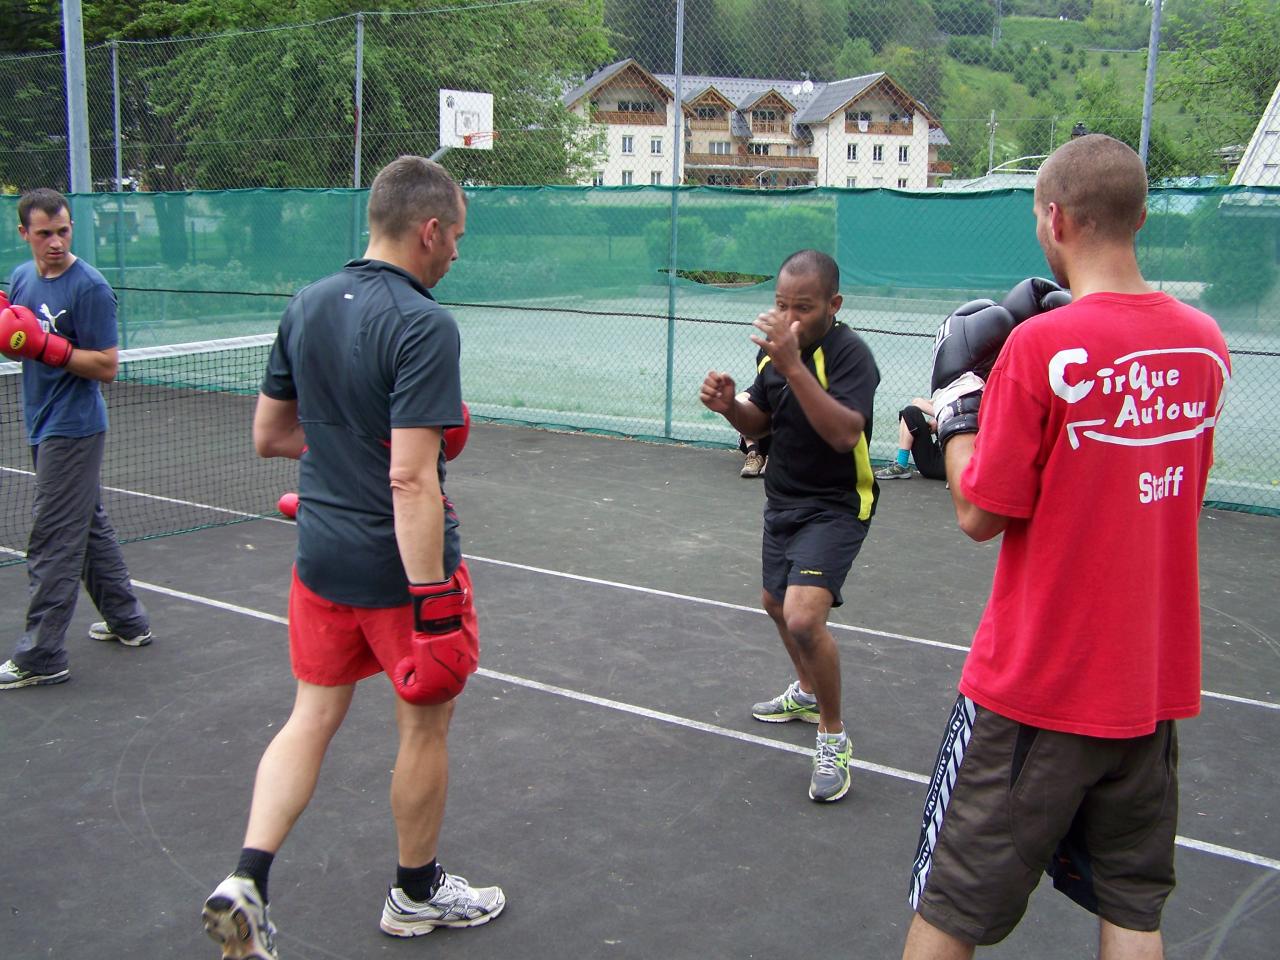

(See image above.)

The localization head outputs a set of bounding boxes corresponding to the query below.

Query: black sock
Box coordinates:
[397,859,442,901]
[234,848,275,904]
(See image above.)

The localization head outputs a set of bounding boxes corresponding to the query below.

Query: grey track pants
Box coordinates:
[13,433,148,674]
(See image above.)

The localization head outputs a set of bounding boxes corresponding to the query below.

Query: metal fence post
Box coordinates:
[62,0,92,194]
[354,12,364,189]
[111,40,123,191]
[1139,0,1164,166]
[663,0,687,439]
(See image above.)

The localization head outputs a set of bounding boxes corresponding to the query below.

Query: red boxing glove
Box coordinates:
[0,305,73,368]
[391,577,477,705]
[442,402,470,461]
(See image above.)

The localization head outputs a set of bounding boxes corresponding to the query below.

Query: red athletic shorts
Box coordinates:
[287,561,478,687]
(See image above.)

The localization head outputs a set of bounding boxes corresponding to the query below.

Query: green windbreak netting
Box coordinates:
[1,185,1277,514]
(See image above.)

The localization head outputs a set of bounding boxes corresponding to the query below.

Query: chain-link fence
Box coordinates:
[1,1,1277,512]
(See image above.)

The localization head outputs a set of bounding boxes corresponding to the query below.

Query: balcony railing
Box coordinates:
[928,161,954,175]
[685,117,730,130]
[591,109,666,126]
[750,120,788,135]
[844,120,914,135]
[685,152,818,171]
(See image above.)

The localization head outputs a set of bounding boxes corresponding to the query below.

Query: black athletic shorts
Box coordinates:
[761,504,869,607]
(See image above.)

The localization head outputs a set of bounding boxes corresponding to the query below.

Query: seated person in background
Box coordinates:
[737,392,771,477]
[875,398,944,481]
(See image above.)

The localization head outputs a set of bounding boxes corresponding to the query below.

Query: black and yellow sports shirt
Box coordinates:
[745,320,880,520]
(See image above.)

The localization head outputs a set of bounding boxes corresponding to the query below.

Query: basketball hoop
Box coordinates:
[462,131,497,148]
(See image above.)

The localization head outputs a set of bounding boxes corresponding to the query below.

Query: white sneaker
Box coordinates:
[874,462,914,480]
[380,870,506,937]
[89,620,153,647]
[202,874,278,959]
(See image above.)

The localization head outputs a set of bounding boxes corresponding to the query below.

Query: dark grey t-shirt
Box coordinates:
[261,259,464,607]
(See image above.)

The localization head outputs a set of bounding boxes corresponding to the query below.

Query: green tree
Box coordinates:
[127,1,612,188]
[831,37,875,78]
[1160,0,1280,173]
[1074,70,1190,178]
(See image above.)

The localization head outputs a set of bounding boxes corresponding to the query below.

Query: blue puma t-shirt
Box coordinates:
[9,257,118,444]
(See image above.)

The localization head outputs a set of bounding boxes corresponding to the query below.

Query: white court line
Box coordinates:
[464,554,1280,712]
[2,543,1278,714]
[0,465,274,521]
[119,576,1280,874]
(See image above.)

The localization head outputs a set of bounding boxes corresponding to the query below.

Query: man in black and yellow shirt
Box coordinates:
[700,249,879,803]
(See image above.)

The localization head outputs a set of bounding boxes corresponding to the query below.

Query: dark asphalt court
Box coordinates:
[2,422,1277,959]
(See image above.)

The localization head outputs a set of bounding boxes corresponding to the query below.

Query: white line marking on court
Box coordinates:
[477,667,930,784]
[1174,838,1280,872]
[115,576,1280,874]
[464,554,972,652]
[3,545,1277,713]
[463,554,1280,711]
[0,464,276,521]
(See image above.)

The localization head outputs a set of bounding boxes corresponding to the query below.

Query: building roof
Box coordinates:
[1231,78,1280,186]
[566,61,940,130]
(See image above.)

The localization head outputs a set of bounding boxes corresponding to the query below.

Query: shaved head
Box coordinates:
[779,249,840,300]
[1035,134,1147,241]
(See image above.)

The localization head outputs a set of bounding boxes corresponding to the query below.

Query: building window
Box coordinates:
[846,144,857,161]
[898,178,909,188]
[621,171,634,185]
[650,171,662,185]
[651,137,663,155]
[899,145,909,163]
[786,145,804,157]
[785,177,801,187]
[696,105,724,120]
[591,171,604,187]
[621,136,634,154]
[873,145,884,162]
[618,101,656,114]
[846,177,857,188]
[748,143,770,156]
[709,141,732,155]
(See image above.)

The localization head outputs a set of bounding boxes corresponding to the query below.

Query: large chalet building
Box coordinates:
[563,59,952,189]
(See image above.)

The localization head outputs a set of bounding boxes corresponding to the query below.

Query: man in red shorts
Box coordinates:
[903,134,1231,958]
[201,156,503,960]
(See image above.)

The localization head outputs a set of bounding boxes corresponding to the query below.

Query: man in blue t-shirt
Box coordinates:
[700,250,880,804]
[0,189,151,692]
[200,158,504,960]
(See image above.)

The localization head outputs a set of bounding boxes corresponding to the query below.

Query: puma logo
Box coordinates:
[39,304,67,332]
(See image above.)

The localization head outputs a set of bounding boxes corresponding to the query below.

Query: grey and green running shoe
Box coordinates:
[751,680,820,723]
[809,731,852,802]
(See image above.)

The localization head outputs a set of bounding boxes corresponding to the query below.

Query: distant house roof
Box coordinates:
[1231,78,1280,186]
[565,60,943,131]
[562,59,673,109]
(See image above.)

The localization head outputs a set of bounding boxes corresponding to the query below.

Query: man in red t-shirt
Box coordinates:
[902,135,1231,959]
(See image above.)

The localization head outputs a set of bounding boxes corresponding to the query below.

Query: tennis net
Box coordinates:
[1,334,297,567]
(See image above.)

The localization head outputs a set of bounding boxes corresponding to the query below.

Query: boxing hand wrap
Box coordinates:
[932,376,984,450]
[1000,277,1071,323]
[391,577,477,705]
[442,402,470,461]
[1,305,73,367]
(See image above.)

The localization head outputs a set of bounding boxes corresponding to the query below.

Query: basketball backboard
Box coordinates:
[439,90,495,151]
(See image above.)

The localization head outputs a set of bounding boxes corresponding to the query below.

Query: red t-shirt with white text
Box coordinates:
[958,292,1230,737]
